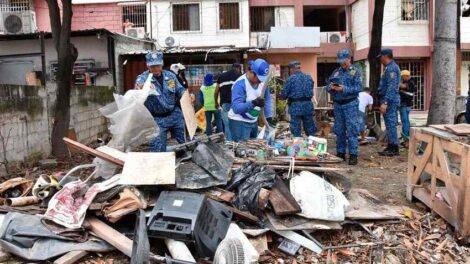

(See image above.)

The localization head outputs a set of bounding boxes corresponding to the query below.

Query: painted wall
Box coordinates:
[351,0,369,50]
[461,60,470,96]
[34,0,123,33]
[275,6,295,27]
[0,84,113,162]
[381,0,429,46]
[462,17,470,44]
[151,0,250,48]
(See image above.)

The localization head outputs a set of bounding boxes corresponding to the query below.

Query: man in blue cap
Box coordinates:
[135,51,186,152]
[281,60,316,137]
[326,48,363,165]
[377,48,401,156]
[228,58,273,142]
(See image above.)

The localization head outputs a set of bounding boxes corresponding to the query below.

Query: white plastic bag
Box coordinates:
[290,171,349,221]
[257,125,276,145]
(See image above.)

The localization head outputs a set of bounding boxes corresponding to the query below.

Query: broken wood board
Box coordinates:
[180,90,197,140]
[120,152,175,185]
[53,251,88,264]
[266,165,347,173]
[266,211,342,231]
[420,127,460,140]
[269,177,301,216]
[444,124,470,136]
[268,225,322,254]
[345,188,402,220]
[63,138,125,166]
[249,234,268,255]
[87,217,133,257]
[225,205,259,223]
[204,188,235,203]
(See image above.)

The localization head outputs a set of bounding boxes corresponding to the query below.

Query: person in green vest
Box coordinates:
[199,73,223,136]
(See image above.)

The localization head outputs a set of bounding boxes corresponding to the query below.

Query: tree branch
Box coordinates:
[45,0,61,51]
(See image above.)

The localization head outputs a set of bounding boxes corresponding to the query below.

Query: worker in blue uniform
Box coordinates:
[135,51,185,152]
[377,49,401,156]
[281,61,316,137]
[326,49,363,165]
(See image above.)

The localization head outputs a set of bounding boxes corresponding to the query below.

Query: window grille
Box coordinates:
[397,60,426,111]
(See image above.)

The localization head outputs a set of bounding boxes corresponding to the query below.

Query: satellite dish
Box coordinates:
[213,238,246,264]
[165,36,175,47]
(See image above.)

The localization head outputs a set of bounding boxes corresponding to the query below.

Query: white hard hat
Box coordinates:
[170,63,185,74]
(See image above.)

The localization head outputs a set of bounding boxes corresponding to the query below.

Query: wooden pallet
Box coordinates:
[407,127,470,238]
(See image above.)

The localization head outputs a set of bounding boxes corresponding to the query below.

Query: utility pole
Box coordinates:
[427,0,458,125]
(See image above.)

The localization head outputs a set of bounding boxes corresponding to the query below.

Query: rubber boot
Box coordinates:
[348,155,358,165]
[379,144,400,156]
[337,153,346,161]
[378,144,391,156]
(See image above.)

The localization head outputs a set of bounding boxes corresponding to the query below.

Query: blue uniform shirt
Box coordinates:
[326,64,363,101]
[378,60,401,105]
[135,70,185,116]
[281,71,314,116]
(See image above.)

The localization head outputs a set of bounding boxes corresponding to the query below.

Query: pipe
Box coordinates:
[6,196,39,207]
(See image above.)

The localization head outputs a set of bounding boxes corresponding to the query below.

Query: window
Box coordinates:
[122,4,147,31]
[219,2,240,30]
[397,61,426,111]
[401,0,428,21]
[172,3,200,32]
[250,7,275,32]
[0,0,32,12]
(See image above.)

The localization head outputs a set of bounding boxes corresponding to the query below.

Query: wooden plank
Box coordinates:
[266,165,346,173]
[345,188,402,220]
[429,124,448,131]
[180,90,197,140]
[63,138,125,166]
[269,177,302,216]
[444,124,470,136]
[249,234,269,255]
[204,188,235,203]
[54,251,88,264]
[266,211,342,231]
[87,217,133,257]
[120,152,175,185]
[420,127,460,140]
[225,205,260,223]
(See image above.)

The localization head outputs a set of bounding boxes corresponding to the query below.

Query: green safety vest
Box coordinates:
[201,84,216,111]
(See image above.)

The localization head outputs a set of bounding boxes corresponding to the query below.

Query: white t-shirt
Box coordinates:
[358,92,373,113]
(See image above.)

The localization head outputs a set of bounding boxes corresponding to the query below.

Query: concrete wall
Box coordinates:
[351,0,369,50]
[381,0,429,46]
[0,84,114,162]
[152,0,250,48]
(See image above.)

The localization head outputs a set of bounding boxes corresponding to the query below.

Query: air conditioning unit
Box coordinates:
[328,32,347,43]
[125,27,145,39]
[257,33,269,48]
[320,32,328,43]
[2,11,36,34]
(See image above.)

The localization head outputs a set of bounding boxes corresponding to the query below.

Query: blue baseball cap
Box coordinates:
[376,48,393,58]
[146,51,164,66]
[336,49,351,63]
[249,58,270,82]
[204,73,214,86]
[288,60,301,68]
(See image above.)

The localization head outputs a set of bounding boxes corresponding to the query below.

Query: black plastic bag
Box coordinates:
[192,141,234,181]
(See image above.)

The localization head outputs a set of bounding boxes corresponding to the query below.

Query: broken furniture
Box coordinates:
[407,126,470,238]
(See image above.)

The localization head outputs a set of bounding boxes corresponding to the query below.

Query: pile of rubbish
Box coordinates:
[0,88,467,264]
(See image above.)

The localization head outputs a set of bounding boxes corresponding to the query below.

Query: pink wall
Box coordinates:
[34,0,123,33]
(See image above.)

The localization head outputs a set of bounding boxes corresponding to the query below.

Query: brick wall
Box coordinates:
[72,3,123,33]
[0,84,114,162]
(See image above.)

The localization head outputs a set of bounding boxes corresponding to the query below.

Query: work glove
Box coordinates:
[252,97,265,107]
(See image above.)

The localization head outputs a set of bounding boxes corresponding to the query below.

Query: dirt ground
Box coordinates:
[327,135,410,207]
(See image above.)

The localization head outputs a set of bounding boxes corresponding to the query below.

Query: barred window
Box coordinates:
[122,4,147,30]
[397,61,426,111]
[172,3,200,32]
[0,0,32,12]
[250,7,275,32]
[219,2,240,30]
[401,0,428,21]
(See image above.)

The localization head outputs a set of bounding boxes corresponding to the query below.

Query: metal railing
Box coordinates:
[401,0,428,21]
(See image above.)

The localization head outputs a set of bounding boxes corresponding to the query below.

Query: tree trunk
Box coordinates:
[46,0,78,157]
[427,0,457,125]
[367,0,386,98]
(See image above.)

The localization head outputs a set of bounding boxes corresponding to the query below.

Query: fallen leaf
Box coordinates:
[404,238,414,249]
[424,233,441,241]
[436,238,448,251]
[337,248,356,257]
[403,209,414,219]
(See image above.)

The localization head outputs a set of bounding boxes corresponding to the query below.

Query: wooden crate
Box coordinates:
[407,127,470,237]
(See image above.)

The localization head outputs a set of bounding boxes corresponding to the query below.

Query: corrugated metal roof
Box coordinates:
[123,47,243,55]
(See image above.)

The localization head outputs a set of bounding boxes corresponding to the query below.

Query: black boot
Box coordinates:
[348,155,358,165]
[337,153,346,161]
[379,144,400,156]
[378,144,391,156]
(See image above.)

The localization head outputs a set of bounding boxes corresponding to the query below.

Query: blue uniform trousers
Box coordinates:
[229,119,258,142]
[333,100,359,155]
[290,114,316,137]
[384,103,399,145]
[150,109,185,152]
